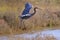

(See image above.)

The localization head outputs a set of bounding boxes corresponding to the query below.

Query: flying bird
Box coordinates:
[20,2,38,19]
[19,2,38,30]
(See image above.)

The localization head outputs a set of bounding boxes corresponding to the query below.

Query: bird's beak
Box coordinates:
[36,7,41,9]
[35,7,42,10]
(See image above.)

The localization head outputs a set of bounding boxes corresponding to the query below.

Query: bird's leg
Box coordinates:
[19,18,22,29]
[22,20,26,30]
[20,19,26,30]
[19,18,24,29]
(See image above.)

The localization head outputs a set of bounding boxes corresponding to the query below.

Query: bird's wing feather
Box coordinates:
[22,2,32,15]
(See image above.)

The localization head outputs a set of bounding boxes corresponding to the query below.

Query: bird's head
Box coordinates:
[34,7,38,9]
[34,7,39,12]
[34,7,42,10]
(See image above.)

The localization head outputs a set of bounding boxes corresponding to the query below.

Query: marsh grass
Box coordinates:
[0,0,60,35]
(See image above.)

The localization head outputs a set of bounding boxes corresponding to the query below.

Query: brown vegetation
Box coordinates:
[0,0,60,35]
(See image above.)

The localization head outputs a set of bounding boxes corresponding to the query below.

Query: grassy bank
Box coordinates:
[0,0,60,35]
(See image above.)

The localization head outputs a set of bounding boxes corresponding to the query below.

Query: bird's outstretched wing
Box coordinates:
[22,2,32,15]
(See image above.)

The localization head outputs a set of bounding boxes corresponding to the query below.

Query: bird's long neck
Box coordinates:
[31,8,37,16]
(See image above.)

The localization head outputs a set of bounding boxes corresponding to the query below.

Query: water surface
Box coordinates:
[0,29,60,40]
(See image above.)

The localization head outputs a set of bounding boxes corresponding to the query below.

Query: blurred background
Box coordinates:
[0,0,60,35]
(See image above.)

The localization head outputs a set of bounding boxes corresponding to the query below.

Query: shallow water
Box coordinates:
[0,29,60,40]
